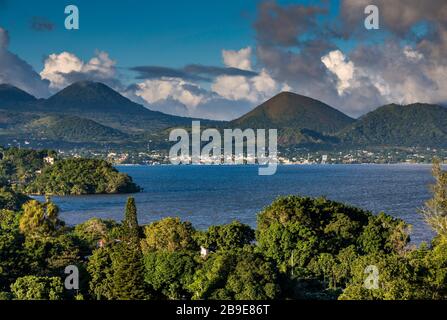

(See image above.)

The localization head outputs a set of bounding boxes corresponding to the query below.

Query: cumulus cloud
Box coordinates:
[211,47,287,103]
[40,52,83,89]
[348,42,447,107]
[212,69,284,103]
[253,1,337,103]
[222,47,253,70]
[0,27,50,97]
[321,50,356,95]
[251,0,447,117]
[40,51,117,90]
[134,78,209,109]
[132,46,289,120]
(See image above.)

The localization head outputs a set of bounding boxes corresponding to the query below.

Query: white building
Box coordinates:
[200,246,210,258]
[43,156,55,165]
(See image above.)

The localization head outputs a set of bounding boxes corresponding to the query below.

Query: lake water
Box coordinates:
[38,164,438,244]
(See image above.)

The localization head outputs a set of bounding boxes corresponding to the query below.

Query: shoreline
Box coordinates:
[114,162,439,167]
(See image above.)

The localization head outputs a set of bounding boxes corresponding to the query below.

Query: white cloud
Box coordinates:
[222,47,253,71]
[253,69,278,94]
[82,51,116,77]
[135,78,207,109]
[40,52,83,89]
[318,44,447,116]
[213,46,288,103]
[321,50,356,95]
[132,46,290,119]
[212,75,254,101]
[212,68,283,103]
[40,51,116,89]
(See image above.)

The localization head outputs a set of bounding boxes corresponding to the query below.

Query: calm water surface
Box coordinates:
[36,164,437,244]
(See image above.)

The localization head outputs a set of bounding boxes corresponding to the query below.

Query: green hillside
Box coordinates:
[36,81,199,134]
[0,111,131,146]
[25,158,140,195]
[338,103,447,147]
[0,147,56,185]
[0,111,38,130]
[2,82,447,151]
[230,92,353,147]
[0,84,36,108]
[25,115,129,143]
[232,92,354,134]
[0,81,219,136]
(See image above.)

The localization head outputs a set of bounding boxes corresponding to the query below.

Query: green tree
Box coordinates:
[257,196,409,273]
[144,251,197,300]
[195,221,255,251]
[339,253,422,300]
[188,247,280,300]
[87,242,148,300]
[19,199,64,238]
[87,246,115,300]
[0,210,28,291]
[74,218,119,250]
[420,159,447,236]
[0,186,29,211]
[357,213,410,255]
[111,242,147,300]
[10,276,64,300]
[419,237,447,299]
[141,217,197,253]
[22,230,81,278]
[123,197,140,242]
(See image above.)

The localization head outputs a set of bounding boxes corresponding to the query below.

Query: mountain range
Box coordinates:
[1,81,446,150]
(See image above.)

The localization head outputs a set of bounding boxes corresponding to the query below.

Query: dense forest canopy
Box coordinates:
[0,159,446,300]
[0,147,56,186]
[25,158,140,195]
[1,146,447,300]
[0,147,140,196]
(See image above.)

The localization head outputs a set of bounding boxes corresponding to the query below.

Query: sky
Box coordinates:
[0,0,446,120]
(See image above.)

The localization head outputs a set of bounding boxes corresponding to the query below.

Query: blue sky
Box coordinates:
[0,0,445,120]
[0,0,356,72]
[1,0,332,70]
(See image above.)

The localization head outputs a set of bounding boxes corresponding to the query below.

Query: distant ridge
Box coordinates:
[40,81,150,115]
[338,103,447,147]
[1,82,447,150]
[0,81,204,134]
[0,84,37,107]
[26,115,129,143]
